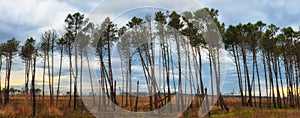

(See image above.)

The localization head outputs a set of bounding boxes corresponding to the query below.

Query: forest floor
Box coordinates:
[0,96,300,117]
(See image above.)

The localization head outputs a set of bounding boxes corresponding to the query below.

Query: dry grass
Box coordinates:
[40,106,63,117]
[1,95,300,117]
[0,96,93,117]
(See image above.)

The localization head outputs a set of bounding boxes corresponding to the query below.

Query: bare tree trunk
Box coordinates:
[51,36,55,106]
[68,45,72,108]
[56,49,63,107]
[25,59,30,106]
[118,50,125,107]
[278,58,286,108]
[273,55,281,108]
[80,49,84,107]
[192,48,200,107]
[175,32,183,111]
[197,47,204,98]
[209,51,214,105]
[267,52,276,108]
[108,40,114,105]
[252,52,256,107]
[295,61,299,107]
[47,48,52,106]
[233,45,244,106]
[135,80,139,112]
[0,56,2,104]
[250,35,258,107]
[31,55,36,116]
[74,41,79,110]
[254,52,262,108]
[86,51,95,105]
[241,43,252,107]
[137,47,152,110]
[42,50,46,106]
[5,54,13,104]
[262,52,270,107]
[211,48,229,111]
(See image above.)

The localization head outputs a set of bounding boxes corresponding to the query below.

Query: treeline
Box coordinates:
[0,7,299,116]
[224,21,300,108]
[0,8,229,116]
[0,13,87,116]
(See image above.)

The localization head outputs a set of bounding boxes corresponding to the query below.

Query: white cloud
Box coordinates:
[0,0,87,40]
[88,0,203,25]
[201,0,300,28]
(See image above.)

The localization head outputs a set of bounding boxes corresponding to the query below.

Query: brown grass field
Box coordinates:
[1,95,300,117]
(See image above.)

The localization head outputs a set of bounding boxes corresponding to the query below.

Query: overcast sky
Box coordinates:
[1,0,300,41]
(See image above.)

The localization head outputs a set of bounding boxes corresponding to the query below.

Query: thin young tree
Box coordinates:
[56,37,66,107]
[41,30,58,106]
[20,37,36,105]
[168,11,184,111]
[255,21,266,108]
[224,25,245,106]
[40,41,48,106]
[64,12,86,109]
[3,38,20,104]
[0,44,4,104]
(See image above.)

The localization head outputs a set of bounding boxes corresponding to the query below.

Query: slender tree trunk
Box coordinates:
[164,41,171,107]
[32,56,36,116]
[212,47,229,111]
[118,50,125,107]
[108,40,114,105]
[295,61,299,107]
[262,52,269,107]
[192,48,200,107]
[68,45,72,108]
[241,43,252,106]
[209,51,214,105]
[47,49,52,106]
[98,49,110,109]
[138,47,152,111]
[267,52,276,108]
[5,54,13,104]
[273,55,281,108]
[0,56,2,104]
[51,37,55,106]
[85,51,95,105]
[42,51,46,106]
[197,47,204,98]
[252,51,256,107]
[278,58,286,107]
[56,49,63,107]
[254,52,262,108]
[233,45,244,106]
[135,80,139,112]
[25,59,29,105]
[80,49,83,107]
[74,40,79,110]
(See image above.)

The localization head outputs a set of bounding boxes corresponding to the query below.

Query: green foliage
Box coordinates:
[126,16,143,28]
[168,11,184,30]
[20,37,36,60]
[2,38,20,56]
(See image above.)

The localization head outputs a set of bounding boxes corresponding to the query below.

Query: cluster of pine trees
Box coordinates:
[0,7,299,116]
[224,20,300,108]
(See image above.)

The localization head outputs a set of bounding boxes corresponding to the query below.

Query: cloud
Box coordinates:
[201,0,300,28]
[0,0,88,40]
[2,0,299,42]
[88,0,203,26]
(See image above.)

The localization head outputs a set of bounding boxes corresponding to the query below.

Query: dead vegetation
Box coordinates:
[1,96,300,117]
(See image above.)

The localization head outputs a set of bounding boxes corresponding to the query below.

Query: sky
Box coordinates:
[1,0,300,41]
[0,0,300,95]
